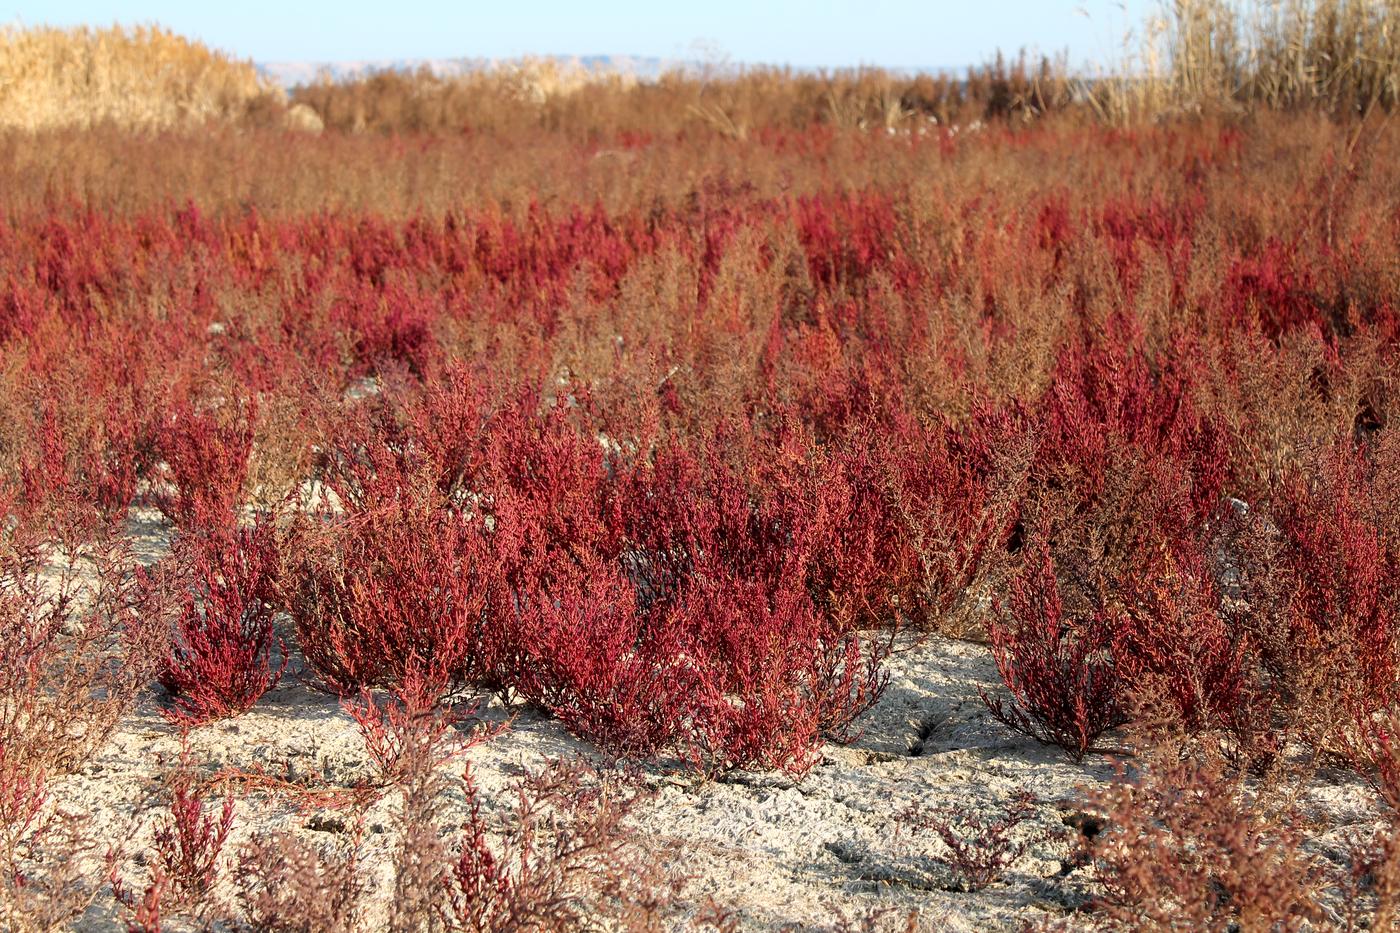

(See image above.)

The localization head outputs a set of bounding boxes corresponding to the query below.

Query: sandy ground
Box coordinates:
[43,511,1385,931]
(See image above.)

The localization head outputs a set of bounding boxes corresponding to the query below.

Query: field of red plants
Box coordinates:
[5,87,1400,929]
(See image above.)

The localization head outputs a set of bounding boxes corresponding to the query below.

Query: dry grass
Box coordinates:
[0,24,278,131]
[1095,0,1400,121]
[0,5,1397,139]
[290,54,1071,137]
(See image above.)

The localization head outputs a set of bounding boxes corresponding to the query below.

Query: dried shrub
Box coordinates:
[0,503,160,931]
[343,677,498,788]
[0,751,115,933]
[0,24,274,132]
[384,707,459,933]
[232,829,364,933]
[347,682,670,933]
[447,760,670,932]
[1083,755,1326,930]
[246,390,317,510]
[1340,819,1400,932]
[1347,709,1400,815]
[895,790,1042,892]
[0,521,166,778]
[218,755,682,933]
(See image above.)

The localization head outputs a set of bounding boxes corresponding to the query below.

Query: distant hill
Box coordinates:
[256,56,964,88]
[257,55,684,88]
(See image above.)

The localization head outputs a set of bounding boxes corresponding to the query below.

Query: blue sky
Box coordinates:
[7,1,1154,69]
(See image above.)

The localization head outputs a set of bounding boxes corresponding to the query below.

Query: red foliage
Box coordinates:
[1033,332,1230,531]
[6,116,1400,784]
[152,779,234,903]
[114,764,234,930]
[612,434,890,772]
[18,405,71,522]
[344,676,488,785]
[981,544,1127,760]
[1110,527,1261,744]
[0,744,47,855]
[845,406,1028,630]
[1271,443,1400,719]
[502,550,697,762]
[156,398,258,532]
[1222,239,1322,340]
[158,521,286,726]
[280,494,502,700]
[17,398,142,528]
[475,423,891,773]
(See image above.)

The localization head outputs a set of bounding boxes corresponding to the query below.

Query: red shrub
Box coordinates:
[17,399,141,529]
[794,191,911,293]
[611,436,889,771]
[504,551,697,762]
[676,570,889,773]
[18,405,72,523]
[1270,442,1400,721]
[981,543,1126,761]
[280,494,502,700]
[486,426,891,774]
[835,406,1029,631]
[158,520,286,726]
[1097,194,1198,301]
[1222,238,1323,341]
[152,778,234,905]
[313,363,494,512]
[157,398,258,531]
[330,277,440,378]
[1110,524,1268,756]
[1021,333,1234,613]
[1035,333,1230,519]
[481,385,624,598]
[92,394,145,520]
[115,763,235,929]
[614,428,794,601]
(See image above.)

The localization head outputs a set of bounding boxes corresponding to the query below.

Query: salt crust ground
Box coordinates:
[50,513,1382,931]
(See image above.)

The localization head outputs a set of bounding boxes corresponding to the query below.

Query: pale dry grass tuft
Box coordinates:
[0,24,278,131]
[1077,0,1399,124]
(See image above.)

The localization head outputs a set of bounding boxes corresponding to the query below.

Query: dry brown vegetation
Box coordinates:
[0,24,280,132]
[5,1,1396,140]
